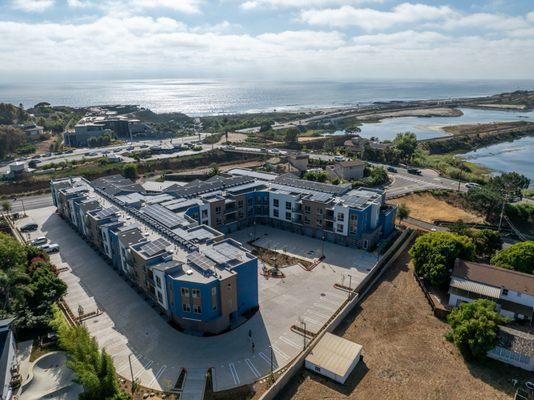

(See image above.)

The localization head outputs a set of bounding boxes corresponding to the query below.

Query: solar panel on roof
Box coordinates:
[188,251,216,271]
[203,247,228,264]
[141,237,170,257]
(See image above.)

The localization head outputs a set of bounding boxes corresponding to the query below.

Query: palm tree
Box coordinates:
[397,203,410,225]
[1,200,11,214]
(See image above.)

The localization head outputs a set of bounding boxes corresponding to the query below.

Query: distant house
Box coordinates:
[448,259,534,321]
[0,318,18,400]
[488,326,534,371]
[326,160,365,181]
[343,135,392,156]
[22,123,44,137]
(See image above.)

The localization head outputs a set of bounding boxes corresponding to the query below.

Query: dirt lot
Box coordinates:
[389,192,485,224]
[278,251,531,400]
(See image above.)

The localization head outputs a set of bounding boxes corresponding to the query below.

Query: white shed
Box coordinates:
[305,332,363,384]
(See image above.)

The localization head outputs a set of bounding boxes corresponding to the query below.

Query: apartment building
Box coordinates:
[51,176,259,335]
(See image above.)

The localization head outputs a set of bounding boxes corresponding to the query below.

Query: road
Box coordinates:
[6,194,53,213]
[0,132,214,174]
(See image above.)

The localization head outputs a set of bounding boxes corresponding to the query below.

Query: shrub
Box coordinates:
[447,299,508,360]
[491,241,534,274]
[409,232,475,287]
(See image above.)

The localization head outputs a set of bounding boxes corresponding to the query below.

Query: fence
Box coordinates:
[258,228,417,400]
[413,273,450,320]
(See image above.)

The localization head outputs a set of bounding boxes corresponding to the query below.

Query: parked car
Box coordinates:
[269,148,281,154]
[30,236,48,246]
[88,152,98,156]
[334,155,346,162]
[387,166,398,173]
[260,148,268,153]
[39,243,60,253]
[407,168,422,175]
[465,182,480,189]
[224,145,236,150]
[20,222,38,232]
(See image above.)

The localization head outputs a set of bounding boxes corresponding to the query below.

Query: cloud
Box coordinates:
[353,30,447,46]
[437,13,530,31]
[11,0,54,12]
[257,30,346,48]
[66,0,204,14]
[0,14,532,80]
[300,2,455,30]
[240,0,380,10]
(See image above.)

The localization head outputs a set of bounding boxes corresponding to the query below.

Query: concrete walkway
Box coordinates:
[181,369,207,400]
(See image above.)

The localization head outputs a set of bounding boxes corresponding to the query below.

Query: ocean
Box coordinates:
[1,78,533,116]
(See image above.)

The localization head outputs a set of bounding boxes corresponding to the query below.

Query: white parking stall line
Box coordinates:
[245,359,261,379]
[302,316,321,326]
[258,352,271,365]
[307,309,329,319]
[116,352,142,374]
[271,345,290,361]
[148,365,167,387]
[321,296,340,306]
[327,291,346,300]
[228,362,240,385]
[279,336,301,350]
[313,302,337,312]
[134,360,153,379]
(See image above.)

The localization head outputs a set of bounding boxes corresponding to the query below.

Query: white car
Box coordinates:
[465,182,480,189]
[269,148,281,154]
[31,236,48,246]
[39,243,60,253]
[334,155,346,162]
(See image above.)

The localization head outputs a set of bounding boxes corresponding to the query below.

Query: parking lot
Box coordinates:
[17,207,377,397]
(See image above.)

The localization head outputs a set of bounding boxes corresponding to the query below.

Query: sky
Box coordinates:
[0,0,533,81]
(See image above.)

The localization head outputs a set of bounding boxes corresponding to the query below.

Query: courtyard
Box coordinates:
[17,207,378,397]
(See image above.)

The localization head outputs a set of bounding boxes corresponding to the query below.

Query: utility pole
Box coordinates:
[21,198,27,217]
[348,274,352,299]
[128,354,134,395]
[498,194,508,231]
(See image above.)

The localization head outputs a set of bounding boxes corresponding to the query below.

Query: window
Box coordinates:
[155,276,161,288]
[182,303,191,312]
[238,200,244,208]
[181,287,189,296]
[318,208,323,215]
[273,199,279,207]
[304,216,311,225]
[286,201,291,210]
[194,305,202,314]
[350,214,357,221]
[273,209,279,218]
[337,224,343,233]
[247,198,253,206]
[215,206,221,214]
[317,218,323,226]
[337,213,344,221]
[304,205,311,213]
[285,212,291,220]
[192,288,200,298]
[502,288,509,296]
[157,291,163,302]
[314,366,321,372]
[211,287,217,296]
[202,209,208,218]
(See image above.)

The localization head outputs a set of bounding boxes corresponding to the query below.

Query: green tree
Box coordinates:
[409,231,475,287]
[397,203,410,224]
[447,299,508,360]
[122,164,138,180]
[465,186,503,220]
[1,200,11,213]
[0,267,31,316]
[51,306,128,400]
[208,163,220,177]
[471,229,502,261]
[323,138,336,154]
[284,128,299,144]
[393,132,418,163]
[491,241,534,275]
[259,121,272,132]
[489,172,530,199]
[0,232,27,271]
